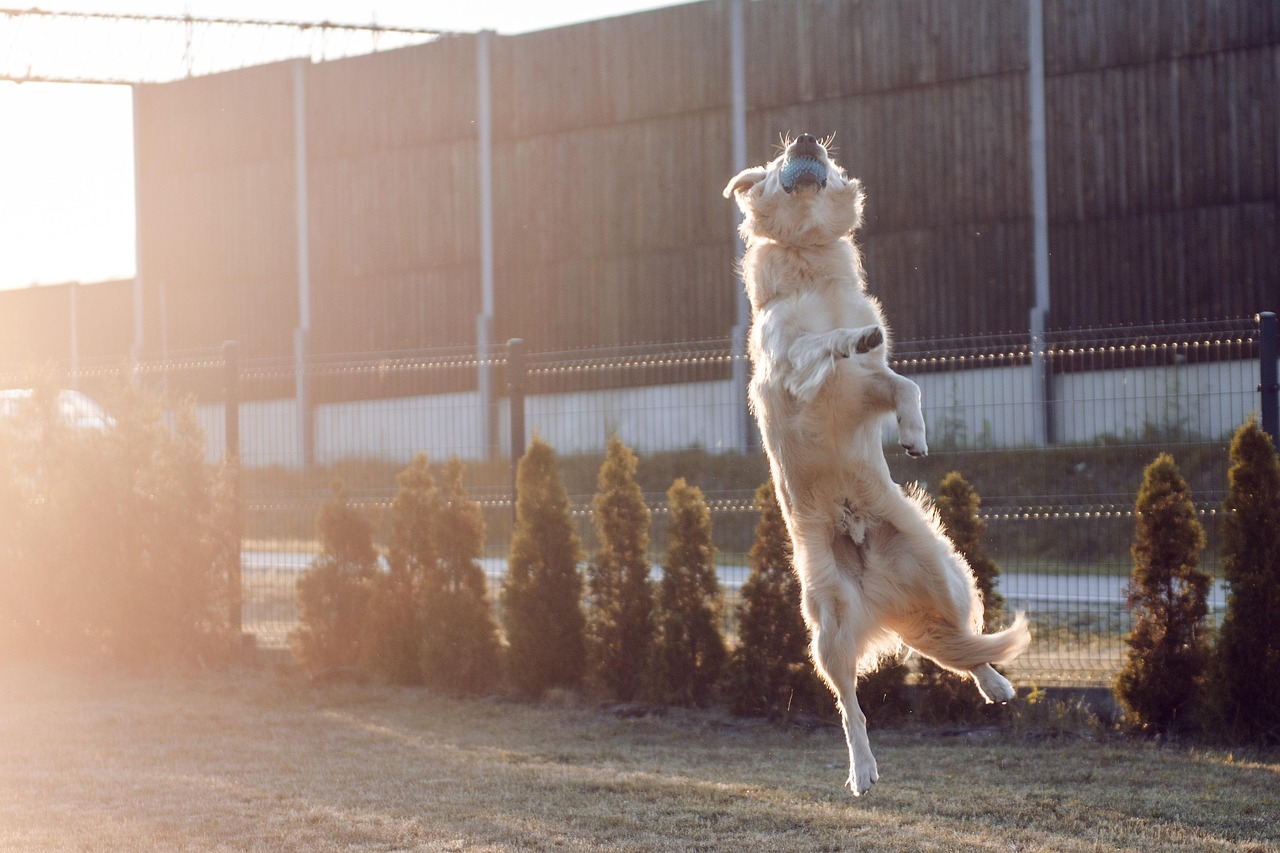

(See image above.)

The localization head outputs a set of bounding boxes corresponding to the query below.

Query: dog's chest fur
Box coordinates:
[744,239,868,318]
[745,240,886,387]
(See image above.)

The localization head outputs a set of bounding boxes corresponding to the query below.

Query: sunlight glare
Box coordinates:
[0,81,135,290]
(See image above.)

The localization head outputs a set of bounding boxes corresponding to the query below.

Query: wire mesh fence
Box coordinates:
[3,315,1275,687]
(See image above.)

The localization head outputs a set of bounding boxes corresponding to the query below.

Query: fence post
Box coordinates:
[507,338,526,524]
[1260,312,1278,447]
[223,340,244,642]
[294,327,314,470]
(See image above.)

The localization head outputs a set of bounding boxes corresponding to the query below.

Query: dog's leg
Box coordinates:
[861,368,928,457]
[971,663,1016,704]
[890,374,928,458]
[898,616,1017,699]
[879,524,1028,704]
[810,598,878,796]
[785,324,885,401]
[796,531,878,797]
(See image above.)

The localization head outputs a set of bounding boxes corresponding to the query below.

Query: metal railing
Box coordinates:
[5,314,1275,686]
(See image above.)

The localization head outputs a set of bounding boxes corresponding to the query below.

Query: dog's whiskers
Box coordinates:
[773,132,838,158]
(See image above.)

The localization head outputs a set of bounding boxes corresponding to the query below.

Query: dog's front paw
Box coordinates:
[835,325,884,358]
[853,325,883,355]
[897,416,928,458]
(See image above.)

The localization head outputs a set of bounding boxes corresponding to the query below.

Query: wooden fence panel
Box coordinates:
[6,0,1272,381]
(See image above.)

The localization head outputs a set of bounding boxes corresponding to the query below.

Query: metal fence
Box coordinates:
[6,314,1276,687]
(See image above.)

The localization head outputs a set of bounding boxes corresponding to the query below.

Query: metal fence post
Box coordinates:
[1260,312,1278,447]
[223,340,244,642]
[507,338,526,524]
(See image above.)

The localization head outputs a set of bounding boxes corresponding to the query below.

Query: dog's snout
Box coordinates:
[791,133,823,158]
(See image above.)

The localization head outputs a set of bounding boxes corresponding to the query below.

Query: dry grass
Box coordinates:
[0,662,1276,852]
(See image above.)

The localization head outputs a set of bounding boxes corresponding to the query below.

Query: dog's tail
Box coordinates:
[909,612,1032,672]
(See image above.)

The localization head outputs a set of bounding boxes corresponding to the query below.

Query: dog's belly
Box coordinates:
[754,383,889,524]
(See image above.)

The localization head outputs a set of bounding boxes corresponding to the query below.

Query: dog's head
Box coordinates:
[723,133,864,247]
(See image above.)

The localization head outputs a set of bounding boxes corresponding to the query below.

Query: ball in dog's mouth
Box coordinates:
[780,156,826,193]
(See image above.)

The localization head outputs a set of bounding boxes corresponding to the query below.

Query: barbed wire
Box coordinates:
[0,7,451,85]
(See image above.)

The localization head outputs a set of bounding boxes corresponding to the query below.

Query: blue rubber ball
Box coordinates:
[780,156,826,191]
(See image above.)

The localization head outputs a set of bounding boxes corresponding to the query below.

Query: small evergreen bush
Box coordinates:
[502,437,587,697]
[918,471,1005,723]
[1210,420,1280,743]
[0,382,233,665]
[291,482,378,677]
[361,453,437,685]
[585,436,655,701]
[725,481,827,719]
[655,478,727,706]
[1114,453,1211,734]
[420,457,502,694]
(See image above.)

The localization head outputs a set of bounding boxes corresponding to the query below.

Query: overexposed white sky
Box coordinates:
[0,1,694,289]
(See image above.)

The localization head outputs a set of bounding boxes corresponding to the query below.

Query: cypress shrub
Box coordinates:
[421,457,502,694]
[0,383,233,665]
[585,436,655,701]
[1114,453,1211,734]
[292,482,379,677]
[725,481,827,719]
[918,471,1005,723]
[502,437,586,697]
[655,478,727,706]
[361,453,437,684]
[1210,420,1280,743]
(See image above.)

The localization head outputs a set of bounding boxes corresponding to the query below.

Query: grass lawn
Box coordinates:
[0,662,1275,852]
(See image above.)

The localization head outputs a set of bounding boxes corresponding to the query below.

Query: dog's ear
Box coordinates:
[723,167,767,199]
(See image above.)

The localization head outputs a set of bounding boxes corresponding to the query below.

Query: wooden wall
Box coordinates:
[1043,0,1280,328]
[306,37,483,356]
[7,0,1275,381]
[0,280,133,372]
[487,2,735,352]
[133,61,299,361]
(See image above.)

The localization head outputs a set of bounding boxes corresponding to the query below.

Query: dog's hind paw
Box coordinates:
[847,759,879,798]
[973,664,1015,704]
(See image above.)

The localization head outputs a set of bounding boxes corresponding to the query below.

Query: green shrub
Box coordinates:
[856,656,913,726]
[0,382,233,666]
[291,482,378,677]
[361,453,438,684]
[502,437,587,697]
[1210,420,1280,743]
[420,457,501,695]
[919,471,1005,724]
[1114,453,1211,734]
[655,478,727,707]
[725,481,827,719]
[585,436,655,701]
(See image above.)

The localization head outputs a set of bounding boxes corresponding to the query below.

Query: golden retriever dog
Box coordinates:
[724,134,1031,796]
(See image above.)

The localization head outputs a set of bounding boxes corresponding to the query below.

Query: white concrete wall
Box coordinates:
[195,357,1269,468]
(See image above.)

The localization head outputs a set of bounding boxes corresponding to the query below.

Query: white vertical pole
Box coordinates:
[729,0,753,452]
[68,281,79,391]
[294,60,311,338]
[130,84,144,378]
[293,58,314,468]
[159,278,169,394]
[1028,0,1051,447]
[477,30,497,457]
